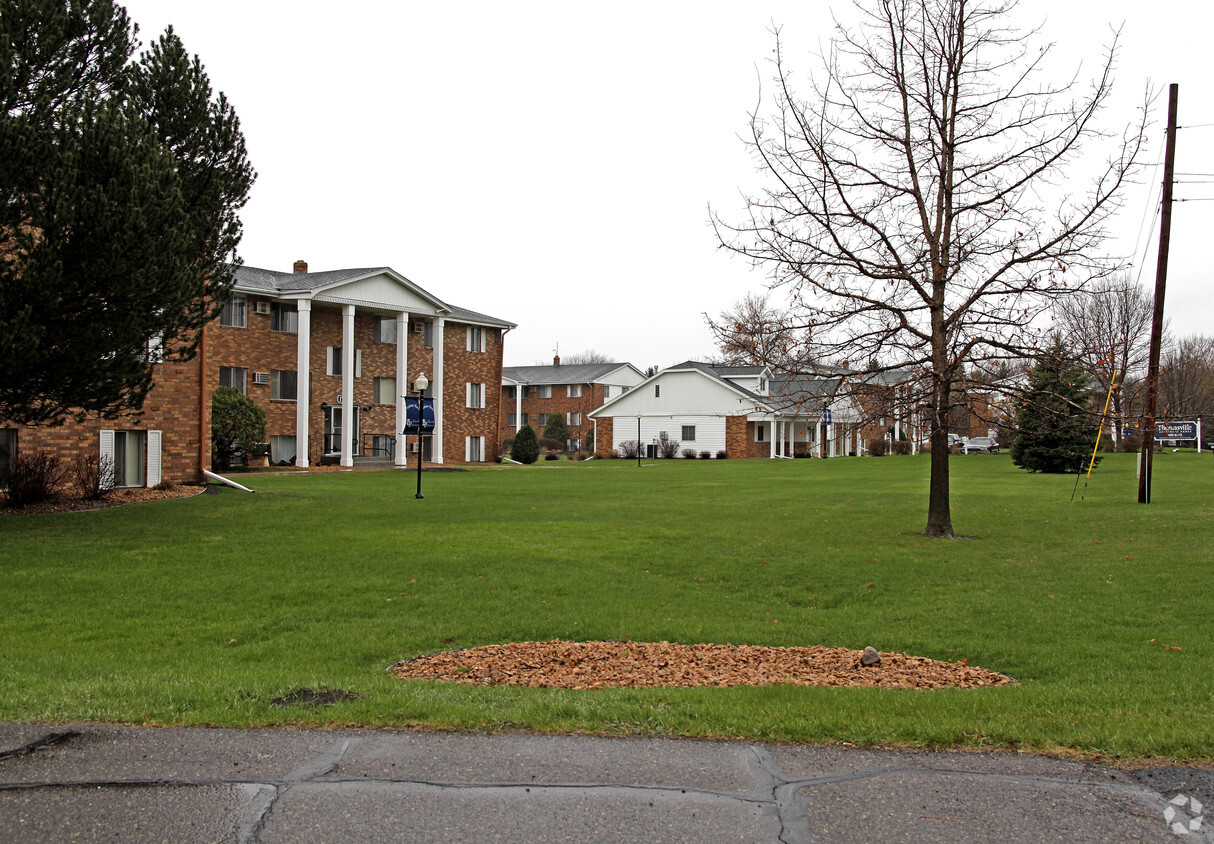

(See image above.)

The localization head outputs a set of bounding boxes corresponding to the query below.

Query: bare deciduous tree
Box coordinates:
[706,293,807,366]
[559,349,615,365]
[1053,275,1155,442]
[1160,335,1214,422]
[713,0,1147,537]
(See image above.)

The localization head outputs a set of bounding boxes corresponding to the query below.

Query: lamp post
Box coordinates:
[414,373,429,499]
[636,412,642,467]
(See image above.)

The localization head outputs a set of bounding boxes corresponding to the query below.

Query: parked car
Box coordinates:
[963,437,999,454]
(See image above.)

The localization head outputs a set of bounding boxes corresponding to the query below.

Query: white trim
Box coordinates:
[99,430,115,490]
[146,430,162,488]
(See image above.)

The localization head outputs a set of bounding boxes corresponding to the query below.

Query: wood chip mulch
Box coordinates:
[1,485,206,516]
[391,640,1017,690]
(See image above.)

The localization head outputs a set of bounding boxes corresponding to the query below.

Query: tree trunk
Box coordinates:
[922,373,955,537]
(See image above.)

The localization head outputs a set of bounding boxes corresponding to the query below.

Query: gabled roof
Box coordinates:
[503,363,641,385]
[230,264,515,329]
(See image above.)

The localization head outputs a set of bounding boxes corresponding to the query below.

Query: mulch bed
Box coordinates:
[391,640,1017,690]
[1,485,206,516]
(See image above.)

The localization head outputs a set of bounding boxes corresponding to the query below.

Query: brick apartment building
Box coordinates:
[1,260,515,486]
[501,358,644,452]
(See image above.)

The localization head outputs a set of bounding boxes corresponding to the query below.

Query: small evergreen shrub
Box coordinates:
[510,425,541,464]
[4,452,65,508]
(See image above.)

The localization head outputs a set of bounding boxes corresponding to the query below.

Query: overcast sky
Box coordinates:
[120,0,1214,370]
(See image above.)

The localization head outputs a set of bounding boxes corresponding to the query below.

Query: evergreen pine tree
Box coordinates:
[0,1,255,425]
[210,387,266,469]
[543,413,568,447]
[1011,337,1101,473]
[510,425,540,464]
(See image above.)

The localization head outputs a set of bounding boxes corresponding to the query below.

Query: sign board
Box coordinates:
[1154,421,1198,441]
[822,409,833,425]
[401,397,435,436]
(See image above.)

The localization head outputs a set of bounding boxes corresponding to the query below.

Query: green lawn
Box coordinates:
[2,452,1212,760]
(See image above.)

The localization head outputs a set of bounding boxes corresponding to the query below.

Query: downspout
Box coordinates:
[198,322,208,481]
[496,326,510,458]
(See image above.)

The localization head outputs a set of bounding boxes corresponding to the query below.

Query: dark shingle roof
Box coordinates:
[503,363,635,385]
[230,264,513,328]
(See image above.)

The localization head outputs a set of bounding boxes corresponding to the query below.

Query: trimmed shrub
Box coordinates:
[681,448,698,459]
[657,433,680,458]
[544,452,561,461]
[510,425,541,464]
[4,451,65,508]
[716,450,729,459]
[891,440,911,455]
[617,440,642,459]
[699,450,712,459]
[868,439,889,457]
[71,454,113,500]
[538,437,564,452]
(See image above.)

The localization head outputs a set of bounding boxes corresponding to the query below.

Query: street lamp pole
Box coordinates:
[414,373,429,499]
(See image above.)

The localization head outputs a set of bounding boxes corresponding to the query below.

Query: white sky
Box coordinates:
[119,0,1214,370]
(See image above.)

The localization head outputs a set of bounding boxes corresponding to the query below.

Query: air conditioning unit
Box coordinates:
[254,301,271,315]
[252,372,270,385]
[412,321,425,333]
[410,442,421,453]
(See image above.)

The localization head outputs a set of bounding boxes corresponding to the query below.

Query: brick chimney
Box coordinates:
[553,354,561,366]
[293,259,308,274]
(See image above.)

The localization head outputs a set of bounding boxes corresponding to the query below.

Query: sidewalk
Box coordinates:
[1,723,1210,842]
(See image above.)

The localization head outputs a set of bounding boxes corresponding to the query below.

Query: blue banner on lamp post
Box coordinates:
[402,397,435,436]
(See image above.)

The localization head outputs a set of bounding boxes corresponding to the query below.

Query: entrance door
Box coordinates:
[324,406,360,456]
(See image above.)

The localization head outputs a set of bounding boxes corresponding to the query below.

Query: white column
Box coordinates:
[394,311,409,466]
[829,423,836,457]
[431,316,445,463]
[769,418,777,458]
[340,304,355,467]
[295,300,312,468]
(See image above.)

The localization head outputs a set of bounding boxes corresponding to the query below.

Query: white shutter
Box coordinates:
[478,436,484,461]
[99,430,115,490]
[466,326,472,351]
[355,349,362,378]
[465,436,471,462]
[465,383,472,408]
[146,430,162,488]
[479,383,486,409]
[326,347,336,376]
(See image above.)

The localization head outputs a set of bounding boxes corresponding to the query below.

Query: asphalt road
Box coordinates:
[1,723,1211,843]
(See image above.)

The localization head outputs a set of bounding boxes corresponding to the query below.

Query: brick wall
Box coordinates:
[4,348,206,485]
[499,382,608,451]
[440,323,503,462]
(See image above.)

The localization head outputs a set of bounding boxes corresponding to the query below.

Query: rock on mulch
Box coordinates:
[391,640,1016,690]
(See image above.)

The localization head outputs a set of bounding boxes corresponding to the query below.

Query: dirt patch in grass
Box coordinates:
[1,485,206,516]
[391,640,1016,690]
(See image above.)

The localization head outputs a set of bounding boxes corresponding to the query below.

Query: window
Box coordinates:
[270,435,297,465]
[567,439,580,452]
[466,436,484,462]
[112,430,146,488]
[220,297,247,328]
[467,382,485,408]
[567,412,581,425]
[219,366,247,395]
[467,325,485,352]
[682,425,696,441]
[373,377,396,405]
[504,385,516,399]
[0,429,15,488]
[271,370,297,401]
[538,385,552,399]
[507,413,517,427]
[654,384,661,398]
[270,303,298,333]
[568,384,581,397]
[375,316,398,343]
[423,321,434,348]
[603,386,611,399]
[326,347,362,377]
[538,413,548,425]
[756,424,766,442]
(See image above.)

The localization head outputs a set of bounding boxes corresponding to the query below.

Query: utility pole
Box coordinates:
[1138,83,1179,504]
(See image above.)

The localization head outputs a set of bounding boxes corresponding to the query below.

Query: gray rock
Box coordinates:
[860,646,881,666]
